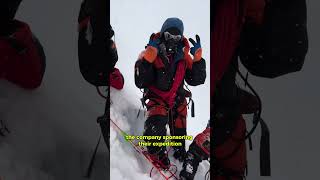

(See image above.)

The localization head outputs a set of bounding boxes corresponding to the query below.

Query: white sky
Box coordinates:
[111,0,211,137]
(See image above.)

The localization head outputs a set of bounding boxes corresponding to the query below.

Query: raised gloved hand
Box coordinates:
[143,33,160,63]
[110,68,124,90]
[189,35,202,62]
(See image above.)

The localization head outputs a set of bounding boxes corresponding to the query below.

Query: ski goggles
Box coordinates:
[164,31,182,42]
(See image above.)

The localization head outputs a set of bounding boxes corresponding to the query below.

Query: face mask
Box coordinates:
[162,32,182,54]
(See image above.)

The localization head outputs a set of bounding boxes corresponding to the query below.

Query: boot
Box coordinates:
[150,148,170,170]
[173,147,187,162]
[179,152,201,180]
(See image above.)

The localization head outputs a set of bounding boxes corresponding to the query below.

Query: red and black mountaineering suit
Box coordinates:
[210,0,308,179]
[208,0,308,179]
[78,0,124,90]
[134,32,206,167]
[181,0,273,180]
[0,0,46,89]
[210,0,277,179]
[78,0,124,151]
[0,0,46,137]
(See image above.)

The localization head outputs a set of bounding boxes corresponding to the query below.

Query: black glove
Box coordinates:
[108,39,118,69]
[0,0,22,22]
[0,0,22,36]
[107,24,115,39]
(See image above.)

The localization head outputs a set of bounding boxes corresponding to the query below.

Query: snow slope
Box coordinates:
[1,0,108,179]
[110,0,210,179]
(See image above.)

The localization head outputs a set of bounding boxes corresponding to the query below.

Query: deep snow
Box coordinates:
[109,89,210,180]
[1,0,109,179]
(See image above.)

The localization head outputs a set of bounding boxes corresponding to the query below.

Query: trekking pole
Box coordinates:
[85,135,102,178]
[97,90,110,149]
[85,86,110,178]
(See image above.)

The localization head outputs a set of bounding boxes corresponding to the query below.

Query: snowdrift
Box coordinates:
[110,88,210,180]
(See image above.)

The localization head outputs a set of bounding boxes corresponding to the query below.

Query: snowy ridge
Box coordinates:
[0,80,109,180]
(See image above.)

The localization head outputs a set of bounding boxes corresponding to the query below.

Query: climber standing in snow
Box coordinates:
[134,17,206,169]
[108,25,125,90]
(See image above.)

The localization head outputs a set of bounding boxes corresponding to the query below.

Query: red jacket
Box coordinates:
[0,20,45,89]
[211,0,265,95]
[135,34,206,108]
[211,0,244,96]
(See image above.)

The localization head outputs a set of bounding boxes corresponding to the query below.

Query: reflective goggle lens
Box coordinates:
[164,31,182,41]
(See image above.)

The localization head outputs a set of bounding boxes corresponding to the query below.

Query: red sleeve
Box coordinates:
[211,0,245,95]
[0,21,44,89]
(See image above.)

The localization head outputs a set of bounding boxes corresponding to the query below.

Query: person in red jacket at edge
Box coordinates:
[134,18,206,169]
[179,0,266,179]
[0,0,46,89]
[108,26,124,90]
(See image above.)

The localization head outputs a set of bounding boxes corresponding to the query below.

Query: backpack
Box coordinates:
[78,0,115,86]
[239,0,308,78]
